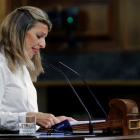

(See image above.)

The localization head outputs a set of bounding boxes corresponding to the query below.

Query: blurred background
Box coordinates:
[1,0,140,120]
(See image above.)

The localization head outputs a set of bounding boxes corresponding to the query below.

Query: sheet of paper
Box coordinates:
[70,120,105,125]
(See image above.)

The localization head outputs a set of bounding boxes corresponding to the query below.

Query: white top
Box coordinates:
[0,53,38,131]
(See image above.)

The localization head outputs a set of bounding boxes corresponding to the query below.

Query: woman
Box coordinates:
[0,6,75,131]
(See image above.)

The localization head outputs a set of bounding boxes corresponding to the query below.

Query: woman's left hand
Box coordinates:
[56,116,77,122]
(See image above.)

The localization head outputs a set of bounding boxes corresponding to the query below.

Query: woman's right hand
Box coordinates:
[26,112,60,128]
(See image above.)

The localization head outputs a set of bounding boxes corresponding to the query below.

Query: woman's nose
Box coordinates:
[39,39,46,48]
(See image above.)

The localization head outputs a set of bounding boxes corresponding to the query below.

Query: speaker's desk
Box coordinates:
[1,134,140,140]
[1,98,140,140]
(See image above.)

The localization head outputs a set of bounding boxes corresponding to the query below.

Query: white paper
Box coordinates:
[70,120,105,126]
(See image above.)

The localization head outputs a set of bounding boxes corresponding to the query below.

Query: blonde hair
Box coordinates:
[0,6,52,82]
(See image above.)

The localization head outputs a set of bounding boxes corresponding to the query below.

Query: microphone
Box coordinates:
[59,62,107,118]
[43,61,93,134]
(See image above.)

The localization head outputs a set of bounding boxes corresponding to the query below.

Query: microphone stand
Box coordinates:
[59,62,107,118]
[44,61,93,134]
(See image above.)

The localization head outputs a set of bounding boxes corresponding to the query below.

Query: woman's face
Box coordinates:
[25,22,48,58]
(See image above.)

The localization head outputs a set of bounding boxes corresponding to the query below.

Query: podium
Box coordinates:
[39,99,140,136]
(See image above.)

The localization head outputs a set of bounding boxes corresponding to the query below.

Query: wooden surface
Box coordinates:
[38,99,140,136]
[0,134,140,140]
[86,135,140,140]
[0,135,89,140]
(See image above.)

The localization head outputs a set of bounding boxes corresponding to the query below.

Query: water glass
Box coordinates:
[18,115,36,135]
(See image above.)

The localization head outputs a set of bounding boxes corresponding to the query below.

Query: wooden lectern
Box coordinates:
[72,98,140,135]
[39,99,140,136]
[107,98,140,135]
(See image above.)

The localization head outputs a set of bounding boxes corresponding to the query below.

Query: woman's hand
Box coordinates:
[56,116,77,122]
[26,112,76,128]
[26,112,60,128]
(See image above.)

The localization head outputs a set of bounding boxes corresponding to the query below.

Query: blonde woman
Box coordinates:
[0,6,75,131]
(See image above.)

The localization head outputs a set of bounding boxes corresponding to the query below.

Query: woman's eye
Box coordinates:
[37,35,41,39]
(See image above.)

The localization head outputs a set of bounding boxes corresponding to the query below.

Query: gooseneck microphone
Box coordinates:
[59,62,107,118]
[43,61,93,134]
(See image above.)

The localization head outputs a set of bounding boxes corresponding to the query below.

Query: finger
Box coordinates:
[38,121,48,128]
[56,116,77,122]
[45,122,51,128]
[43,121,52,128]
[48,114,60,124]
[37,119,52,128]
[46,117,54,126]
[67,117,77,121]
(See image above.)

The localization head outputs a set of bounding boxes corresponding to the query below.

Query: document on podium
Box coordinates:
[70,120,106,126]
[70,120,106,134]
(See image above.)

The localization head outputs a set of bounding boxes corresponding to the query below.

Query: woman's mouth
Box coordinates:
[32,48,39,54]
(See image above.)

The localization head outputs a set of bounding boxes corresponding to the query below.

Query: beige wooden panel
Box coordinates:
[0,0,28,21]
[0,0,3,23]
[75,4,112,37]
[34,80,140,87]
[127,0,140,47]
[118,0,140,50]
